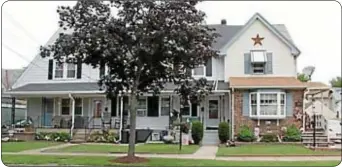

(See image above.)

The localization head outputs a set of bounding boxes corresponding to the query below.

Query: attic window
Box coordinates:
[251,50,267,63]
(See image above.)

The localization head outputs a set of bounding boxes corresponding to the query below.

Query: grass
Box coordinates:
[52,143,199,154]
[2,155,340,166]
[1,141,62,152]
[217,144,342,156]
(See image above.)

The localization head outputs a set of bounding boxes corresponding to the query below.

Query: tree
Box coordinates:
[297,73,310,82]
[330,76,342,87]
[40,0,218,161]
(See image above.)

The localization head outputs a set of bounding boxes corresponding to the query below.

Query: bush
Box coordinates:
[283,125,301,142]
[180,123,190,134]
[218,122,230,143]
[237,125,255,142]
[88,131,118,143]
[260,133,278,142]
[35,132,71,142]
[191,121,203,145]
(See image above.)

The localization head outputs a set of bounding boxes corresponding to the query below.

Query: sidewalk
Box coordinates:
[18,143,78,154]
[3,151,341,161]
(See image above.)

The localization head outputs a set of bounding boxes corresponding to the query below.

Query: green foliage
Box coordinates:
[283,125,301,142]
[297,73,310,82]
[191,121,203,145]
[218,122,230,143]
[35,132,70,142]
[330,76,342,87]
[88,131,118,143]
[260,133,278,142]
[237,125,255,142]
[180,123,190,134]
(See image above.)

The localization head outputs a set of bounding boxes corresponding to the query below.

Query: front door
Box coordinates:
[206,97,220,128]
[42,98,54,127]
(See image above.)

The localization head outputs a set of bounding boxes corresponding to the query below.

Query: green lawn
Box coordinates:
[217,144,342,156]
[51,144,199,154]
[2,155,340,166]
[1,141,62,152]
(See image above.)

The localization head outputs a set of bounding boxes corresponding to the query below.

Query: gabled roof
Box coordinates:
[217,13,301,56]
[1,68,25,91]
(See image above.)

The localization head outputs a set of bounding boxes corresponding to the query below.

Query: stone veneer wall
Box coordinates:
[233,89,304,136]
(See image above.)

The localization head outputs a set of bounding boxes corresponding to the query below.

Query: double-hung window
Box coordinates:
[192,65,206,77]
[250,50,267,74]
[160,97,170,116]
[54,60,77,79]
[137,97,147,117]
[250,92,286,119]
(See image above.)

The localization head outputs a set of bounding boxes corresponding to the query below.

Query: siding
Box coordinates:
[224,19,297,82]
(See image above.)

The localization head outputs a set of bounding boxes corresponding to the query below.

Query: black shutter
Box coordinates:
[48,59,53,80]
[206,58,212,76]
[111,97,117,117]
[148,96,159,117]
[99,65,105,78]
[76,59,82,79]
[123,96,129,116]
[191,103,198,117]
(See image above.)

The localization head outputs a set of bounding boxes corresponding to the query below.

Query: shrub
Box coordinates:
[35,132,71,142]
[237,125,255,142]
[191,121,203,145]
[283,125,301,142]
[218,122,230,143]
[180,123,190,134]
[88,131,118,143]
[260,133,278,142]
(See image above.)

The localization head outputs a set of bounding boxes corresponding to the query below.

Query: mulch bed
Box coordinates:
[111,156,149,164]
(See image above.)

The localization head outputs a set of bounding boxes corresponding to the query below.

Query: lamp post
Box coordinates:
[311,97,316,148]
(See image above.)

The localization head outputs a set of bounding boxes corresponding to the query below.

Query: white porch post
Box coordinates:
[119,95,124,141]
[69,94,75,138]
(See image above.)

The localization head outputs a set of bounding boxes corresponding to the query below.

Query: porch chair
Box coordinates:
[52,116,62,128]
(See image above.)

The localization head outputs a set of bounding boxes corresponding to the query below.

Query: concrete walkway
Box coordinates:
[3,151,341,161]
[18,143,78,154]
[192,145,218,159]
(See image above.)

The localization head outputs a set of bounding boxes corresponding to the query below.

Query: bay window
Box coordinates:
[250,92,286,118]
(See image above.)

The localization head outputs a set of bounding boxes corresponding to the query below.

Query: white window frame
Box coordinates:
[159,96,171,116]
[249,92,286,119]
[60,98,83,116]
[251,63,266,74]
[181,100,192,117]
[249,50,267,75]
[53,60,78,79]
[74,98,83,116]
[192,65,206,78]
[136,97,148,117]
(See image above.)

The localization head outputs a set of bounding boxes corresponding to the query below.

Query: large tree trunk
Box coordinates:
[127,91,137,157]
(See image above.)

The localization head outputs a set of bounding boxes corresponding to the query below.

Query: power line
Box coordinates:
[3,43,98,82]
[3,11,42,44]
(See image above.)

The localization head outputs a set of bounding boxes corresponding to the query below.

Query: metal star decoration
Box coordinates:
[251,34,264,46]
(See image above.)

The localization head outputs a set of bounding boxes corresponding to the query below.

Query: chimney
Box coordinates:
[221,19,227,25]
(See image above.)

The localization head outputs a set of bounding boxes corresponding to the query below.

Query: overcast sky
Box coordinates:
[1,1,341,84]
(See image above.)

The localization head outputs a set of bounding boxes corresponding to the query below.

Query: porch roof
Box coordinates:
[229,77,306,89]
[9,81,230,95]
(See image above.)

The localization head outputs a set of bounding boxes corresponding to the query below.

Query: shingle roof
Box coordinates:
[305,82,330,89]
[229,77,306,88]
[208,24,293,50]
[1,68,25,91]
[10,82,101,92]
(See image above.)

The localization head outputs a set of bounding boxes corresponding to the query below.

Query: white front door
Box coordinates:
[206,97,220,128]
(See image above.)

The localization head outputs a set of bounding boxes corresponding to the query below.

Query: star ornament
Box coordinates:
[251,34,264,46]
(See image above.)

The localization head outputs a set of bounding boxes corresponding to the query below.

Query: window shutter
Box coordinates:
[286,92,293,117]
[205,58,212,77]
[191,102,198,117]
[244,53,251,74]
[111,97,117,117]
[242,92,250,116]
[266,53,273,74]
[148,96,159,117]
[48,59,53,80]
[99,65,105,79]
[76,59,82,79]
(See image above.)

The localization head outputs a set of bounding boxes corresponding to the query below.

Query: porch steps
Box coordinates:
[70,130,87,143]
[302,130,332,147]
[202,130,219,145]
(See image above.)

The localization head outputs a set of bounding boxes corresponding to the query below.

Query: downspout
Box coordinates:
[231,87,235,140]
[69,93,75,139]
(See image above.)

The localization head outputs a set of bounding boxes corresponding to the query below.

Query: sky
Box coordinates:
[1,1,341,84]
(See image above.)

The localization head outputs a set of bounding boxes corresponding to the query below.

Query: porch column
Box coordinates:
[69,94,75,138]
[119,95,124,141]
[11,97,16,127]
